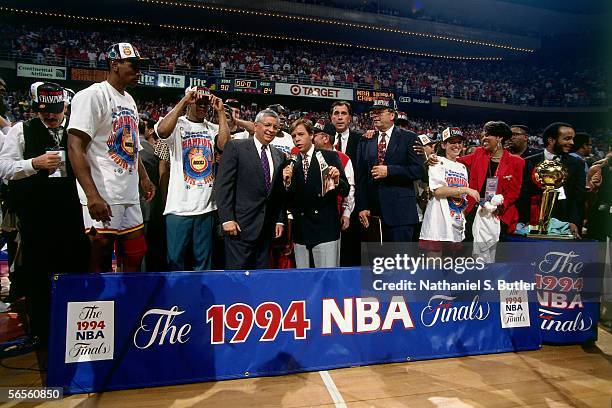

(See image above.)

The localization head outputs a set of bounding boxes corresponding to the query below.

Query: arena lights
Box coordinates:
[0,6,151,26]
[138,0,534,53]
[159,24,503,61]
[2,5,503,60]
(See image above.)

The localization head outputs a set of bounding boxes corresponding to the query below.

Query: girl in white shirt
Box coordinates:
[419,127,480,257]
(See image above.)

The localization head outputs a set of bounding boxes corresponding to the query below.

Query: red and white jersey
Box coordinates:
[68,81,141,205]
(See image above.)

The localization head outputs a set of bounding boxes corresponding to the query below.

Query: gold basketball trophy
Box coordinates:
[528,160,569,237]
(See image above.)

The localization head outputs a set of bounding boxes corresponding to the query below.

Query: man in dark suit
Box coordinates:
[215,109,286,269]
[521,122,585,239]
[331,101,360,163]
[355,97,424,242]
[509,125,541,158]
[283,119,349,268]
[331,101,362,265]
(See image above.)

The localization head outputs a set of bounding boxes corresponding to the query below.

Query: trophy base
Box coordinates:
[527,232,574,240]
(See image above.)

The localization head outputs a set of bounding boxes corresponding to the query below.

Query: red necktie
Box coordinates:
[377,132,387,165]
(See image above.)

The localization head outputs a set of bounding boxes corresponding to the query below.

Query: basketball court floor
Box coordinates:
[1,327,610,407]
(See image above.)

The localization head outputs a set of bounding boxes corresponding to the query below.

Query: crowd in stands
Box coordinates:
[1,24,608,107]
[3,89,609,159]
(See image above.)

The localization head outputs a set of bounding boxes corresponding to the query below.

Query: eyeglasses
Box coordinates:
[259,122,280,131]
[368,110,390,118]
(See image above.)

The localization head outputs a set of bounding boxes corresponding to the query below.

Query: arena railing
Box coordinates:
[1,51,607,108]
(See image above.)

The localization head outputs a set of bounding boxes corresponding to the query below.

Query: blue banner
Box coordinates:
[505,237,602,344]
[47,267,540,394]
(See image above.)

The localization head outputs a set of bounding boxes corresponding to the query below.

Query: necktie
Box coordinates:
[552,155,560,162]
[336,134,342,152]
[49,126,63,147]
[377,132,387,165]
[261,145,271,193]
[302,153,310,181]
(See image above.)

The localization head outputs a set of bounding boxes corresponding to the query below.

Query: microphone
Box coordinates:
[285,153,299,169]
[283,153,298,185]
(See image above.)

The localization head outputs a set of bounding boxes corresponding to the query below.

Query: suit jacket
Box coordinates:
[458,147,525,232]
[355,127,424,226]
[341,130,361,165]
[288,149,349,247]
[521,152,585,227]
[215,139,286,242]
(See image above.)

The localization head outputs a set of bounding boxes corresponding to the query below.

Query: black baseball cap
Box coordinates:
[225,99,241,109]
[267,104,286,115]
[369,97,397,112]
[395,111,409,124]
[31,82,65,113]
[314,123,337,144]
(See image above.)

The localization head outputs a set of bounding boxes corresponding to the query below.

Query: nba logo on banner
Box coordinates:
[65,301,115,363]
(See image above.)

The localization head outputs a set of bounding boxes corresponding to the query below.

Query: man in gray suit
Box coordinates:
[215,109,286,269]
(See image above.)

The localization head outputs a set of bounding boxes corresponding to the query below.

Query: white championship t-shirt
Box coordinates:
[155,116,218,216]
[420,157,469,242]
[269,130,294,156]
[231,129,250,140]
[68,81,141,205]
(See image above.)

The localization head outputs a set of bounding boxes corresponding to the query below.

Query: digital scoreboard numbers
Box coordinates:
[355,89,395,102]
[218,79,274,94]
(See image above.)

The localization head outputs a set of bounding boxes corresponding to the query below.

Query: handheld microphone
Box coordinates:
[286,153,299,169]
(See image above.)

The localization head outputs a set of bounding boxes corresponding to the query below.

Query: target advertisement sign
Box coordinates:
[275,82,354,101]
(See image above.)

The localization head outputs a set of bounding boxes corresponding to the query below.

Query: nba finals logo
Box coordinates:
[181,131,215,187]
[446,169,468,217]
[108,106,138,172]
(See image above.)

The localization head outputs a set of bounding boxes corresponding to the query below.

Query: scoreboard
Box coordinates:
[354,89,395,103]
[217,78,274,95]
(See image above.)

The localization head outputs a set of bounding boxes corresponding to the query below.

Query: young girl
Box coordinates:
[419,127,480,257]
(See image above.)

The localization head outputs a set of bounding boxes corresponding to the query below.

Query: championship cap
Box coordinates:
[63,88,75,105]
[185,86,211,105]
[313,122,337,144]
[30,82,65,113]
[417,134,434,145]
[106,43,148,61]
[224,98,241,109]
[369,97,397,112]
[267,104,286,115]
[395,111,409,124]
[441,127,465,142]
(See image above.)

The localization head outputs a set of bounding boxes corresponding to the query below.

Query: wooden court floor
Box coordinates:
[1,327,611,408]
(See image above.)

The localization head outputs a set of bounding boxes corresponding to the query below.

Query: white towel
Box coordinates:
[473,194,504,263]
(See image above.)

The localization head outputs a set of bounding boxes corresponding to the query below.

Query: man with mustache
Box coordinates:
[521,122,586,238]
[0,82,89,344]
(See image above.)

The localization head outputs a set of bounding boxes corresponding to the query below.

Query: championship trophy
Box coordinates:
[528,160,568,237]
